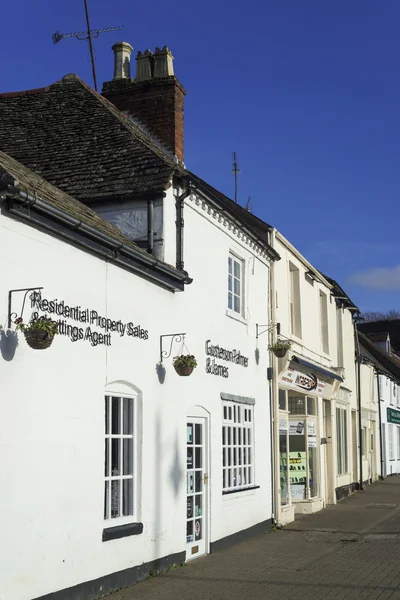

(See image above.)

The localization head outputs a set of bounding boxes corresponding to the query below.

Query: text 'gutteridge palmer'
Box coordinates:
[30,295,149,347]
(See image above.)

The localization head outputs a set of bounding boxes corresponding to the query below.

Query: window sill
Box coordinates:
[102,522,143,542]
[223,485,260,496]
[226,309,247,325]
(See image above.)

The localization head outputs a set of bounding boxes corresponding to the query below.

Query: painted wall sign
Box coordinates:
[279,365,329,396]
[387,407,400,425]
[30,292,149,347]
[205,339,249,378]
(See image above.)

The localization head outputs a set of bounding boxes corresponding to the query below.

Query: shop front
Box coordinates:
[277,357,342,516]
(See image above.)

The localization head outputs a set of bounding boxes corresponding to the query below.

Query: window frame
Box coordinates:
[222,401,255,493]
[227,252,245,318]
[389,424,394,461]
[319,290,329,355]
[289,262,302,339]
[104,394,137,526]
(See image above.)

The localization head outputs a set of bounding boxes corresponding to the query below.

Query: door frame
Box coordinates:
[186,406,210,560]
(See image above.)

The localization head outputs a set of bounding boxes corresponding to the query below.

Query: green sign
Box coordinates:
[387,407,400,425]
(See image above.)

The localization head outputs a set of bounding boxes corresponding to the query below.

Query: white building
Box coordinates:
[269,231,360,525]
[358,331,400,479]
[0,42,278,600]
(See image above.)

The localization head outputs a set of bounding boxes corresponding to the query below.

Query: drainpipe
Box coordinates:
[175,180,192,271]
[354,324,364,491]
[269,228,280,526]
[147,199,154,254]
[376,371,384,480]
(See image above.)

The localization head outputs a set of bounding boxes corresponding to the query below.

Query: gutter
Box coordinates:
[175,180,192,271]
[376,372,384,479]
[0,179,192,291]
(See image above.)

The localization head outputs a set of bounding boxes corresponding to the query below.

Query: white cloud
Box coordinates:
[348,265,400,290]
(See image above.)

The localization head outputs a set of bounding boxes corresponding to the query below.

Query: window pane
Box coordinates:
[105,438,110,476]
[104,481,109,519]
[123,398,133,434]
[123,479,133,516]
[123,438,133,475]
[234,277,240,295]
[307,397,316,415]
[105,397,109,434]
[288,395,306,415]
[112,438,120,475]
[228,291,232,309]
[111,480,120,518]
[195,424,202,444]
[228,256,232,273]
[228,274,232,291]
[234,260,240,278]
[279,389,286,410]
[112,396,121,434]
[195,447,202,468]
[234,295,240,313]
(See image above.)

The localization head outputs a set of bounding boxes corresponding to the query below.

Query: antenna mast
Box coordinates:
[52,0,123,92]
[232,152,240,203]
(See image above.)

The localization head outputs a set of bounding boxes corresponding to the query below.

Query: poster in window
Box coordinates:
[187,425,193,444]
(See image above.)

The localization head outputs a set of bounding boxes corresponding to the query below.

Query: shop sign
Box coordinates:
[205,339,249,378]
[279,417,288,432]
[280,365,329,396]
[30,292,149,347]
[387,407,400,425]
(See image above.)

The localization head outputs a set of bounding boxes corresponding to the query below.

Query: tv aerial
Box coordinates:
[52,0,123,92]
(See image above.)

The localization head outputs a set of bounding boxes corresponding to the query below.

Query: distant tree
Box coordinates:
[361,310,400,322]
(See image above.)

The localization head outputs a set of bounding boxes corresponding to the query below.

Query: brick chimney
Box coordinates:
[102,43,185,162]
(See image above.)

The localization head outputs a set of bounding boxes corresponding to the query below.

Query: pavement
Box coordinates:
[108,477,400,600]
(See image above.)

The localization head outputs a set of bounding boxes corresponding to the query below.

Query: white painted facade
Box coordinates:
[378,374,400,477]
[0,182,273,600]
[270,230,360,525]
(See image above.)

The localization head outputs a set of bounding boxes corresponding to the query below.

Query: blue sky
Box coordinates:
[2,0,400,313]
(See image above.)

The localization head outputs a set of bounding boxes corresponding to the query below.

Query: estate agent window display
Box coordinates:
[280,389,319,502]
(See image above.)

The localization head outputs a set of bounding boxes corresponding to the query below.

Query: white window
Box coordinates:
[289,263,302,338]
[228,254,244,315]
[361,427,367,457]
[222,402,254,492]
[104,395,136,524]
[389,424,394,460]
[336,406,348,475]
[319,291,329,354]
[336,307,344,367]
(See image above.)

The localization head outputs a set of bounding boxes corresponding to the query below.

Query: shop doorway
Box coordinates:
[186,413,209,560]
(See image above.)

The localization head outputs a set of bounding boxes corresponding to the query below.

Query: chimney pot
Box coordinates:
[154,46,174,78]
[135,49,154,81]
[112,42,133,79]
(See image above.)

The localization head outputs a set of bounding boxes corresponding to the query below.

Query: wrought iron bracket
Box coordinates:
[160,333,186,364]
[8,287,43,328]
[256,322,280,339]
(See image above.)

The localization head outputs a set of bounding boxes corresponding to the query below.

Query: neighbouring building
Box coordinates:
[269,231,359,525]
[357,330,400,479]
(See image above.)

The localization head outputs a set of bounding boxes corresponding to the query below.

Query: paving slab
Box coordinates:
[106,477,400,600]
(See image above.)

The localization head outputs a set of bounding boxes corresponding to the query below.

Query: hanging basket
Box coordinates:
[272,346,289,359]
[23,330,55,350]
[173,364,194,377]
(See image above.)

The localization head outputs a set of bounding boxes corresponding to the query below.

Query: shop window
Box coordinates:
[389,425,394,460]
[104,394,136,523]
[336,406,348,475]
[289,263,302,338]
[222,402,254,492]
[228,254,244,316]
[279,389,287,411]
[279,427,289,505]
[289,418,318,500]
[319,291,329,354]
[307,397,316,415]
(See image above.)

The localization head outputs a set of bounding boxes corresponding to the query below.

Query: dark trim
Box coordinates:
[33,550,185,600]
[102,522,143,541]
[335,482,357,502]
[210,518,272,553]
[222,485,260,496]
[291,356,343,382]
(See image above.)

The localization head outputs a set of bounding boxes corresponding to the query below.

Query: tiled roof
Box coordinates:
[0,74,178,201]
[0,75,278,258]
[358,331,400,382]
[0,149,146,252]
